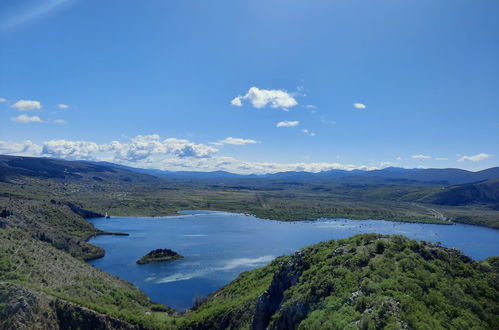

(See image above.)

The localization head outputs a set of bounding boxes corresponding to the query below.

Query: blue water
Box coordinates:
[88,211,499,311]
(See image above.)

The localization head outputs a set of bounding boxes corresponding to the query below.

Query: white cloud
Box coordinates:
[305,105,317,109]
[276,120,299,128]
[57,104,69,109]
[302,129,315,136]
[379,161,400,168]
[320,116,335,125]
[0,98,6,103]
[230,97,243,107]
[42,140,100,160]
[212,137,257,146]
[458,153,492,162]
[353,103,366,109]
[435,157,448,161]
[101,134,218,161]
[0,140,42,156]
[1,136,379,174]
[231,87,298,110]
[11,114,43,123]
[12,100,41,111]
[0,0,70,31]
[54,119,66,124]
[411,154,431,159]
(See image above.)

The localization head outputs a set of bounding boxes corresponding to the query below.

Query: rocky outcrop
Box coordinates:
[0,283,138,330]
[252,251,307,330]
[53,300,137,330]
[0,282,59,330]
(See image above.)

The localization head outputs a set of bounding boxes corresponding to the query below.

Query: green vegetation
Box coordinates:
[183,234,499,329]
[0,228,177,329]
[1,156,498,329]
[137,249,184,264]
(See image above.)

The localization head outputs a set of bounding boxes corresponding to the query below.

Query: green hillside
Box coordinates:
[184,234,499,329]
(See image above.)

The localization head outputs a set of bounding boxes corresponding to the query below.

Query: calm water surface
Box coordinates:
[88,211,499,311]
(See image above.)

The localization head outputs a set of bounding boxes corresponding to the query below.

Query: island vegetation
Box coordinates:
[137,249,184,264]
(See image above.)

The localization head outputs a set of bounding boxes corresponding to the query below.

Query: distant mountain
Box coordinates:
[0,155,158,184]
[427,178,499,207]
[362,167,499,184]
[260,167,499,185]
[3,155,499,186]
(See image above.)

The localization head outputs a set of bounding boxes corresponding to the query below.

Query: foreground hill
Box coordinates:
[0,229,173,329]
[1,231,497,329]
[185,234,499,329]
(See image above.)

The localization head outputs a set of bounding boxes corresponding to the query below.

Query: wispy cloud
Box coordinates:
[302,129,315,136]
[11,114,43,123]
[276,120,299,128]
[320,116,335,125]
[435,157,448,161]
[411,154,431,159]
[12,100,41,111]
[212,137,257,146]
[458,153,492,162]
[57,104,69,109]
[0,0,70,31]
[231,87,298,110]
[54,119,66,124]
[353,103,366,109]
[0,98,6,103]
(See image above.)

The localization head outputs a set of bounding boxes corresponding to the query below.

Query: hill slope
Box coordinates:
[0,229,174,329]
[184,234,499,329]
[0,155,158,183]
[428,178,499,207]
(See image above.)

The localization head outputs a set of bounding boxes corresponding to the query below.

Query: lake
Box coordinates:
[88,211,499,311]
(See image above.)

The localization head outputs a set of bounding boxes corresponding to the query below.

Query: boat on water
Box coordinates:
[105,212,110,219]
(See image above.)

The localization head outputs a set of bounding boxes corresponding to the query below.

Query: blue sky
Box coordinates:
[1,0,498,173]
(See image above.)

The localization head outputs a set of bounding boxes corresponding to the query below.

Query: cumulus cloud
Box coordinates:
[0,97,6,102]
[302,129,315,136]
[353,103,366,109]
[231,87,298,110]
[0,140,42,156]
[411,154,431,159]
[57,104,69,109]
[0,136,379,174]
[42,140,100,160]
[212,137,257,146]
[11,114,43,123]
[101,134,218,161]
[458,153,492,162]
[12,100,41,111]
[276,120,299,128]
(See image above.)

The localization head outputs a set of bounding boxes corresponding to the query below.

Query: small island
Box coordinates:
[136,248,184,264]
